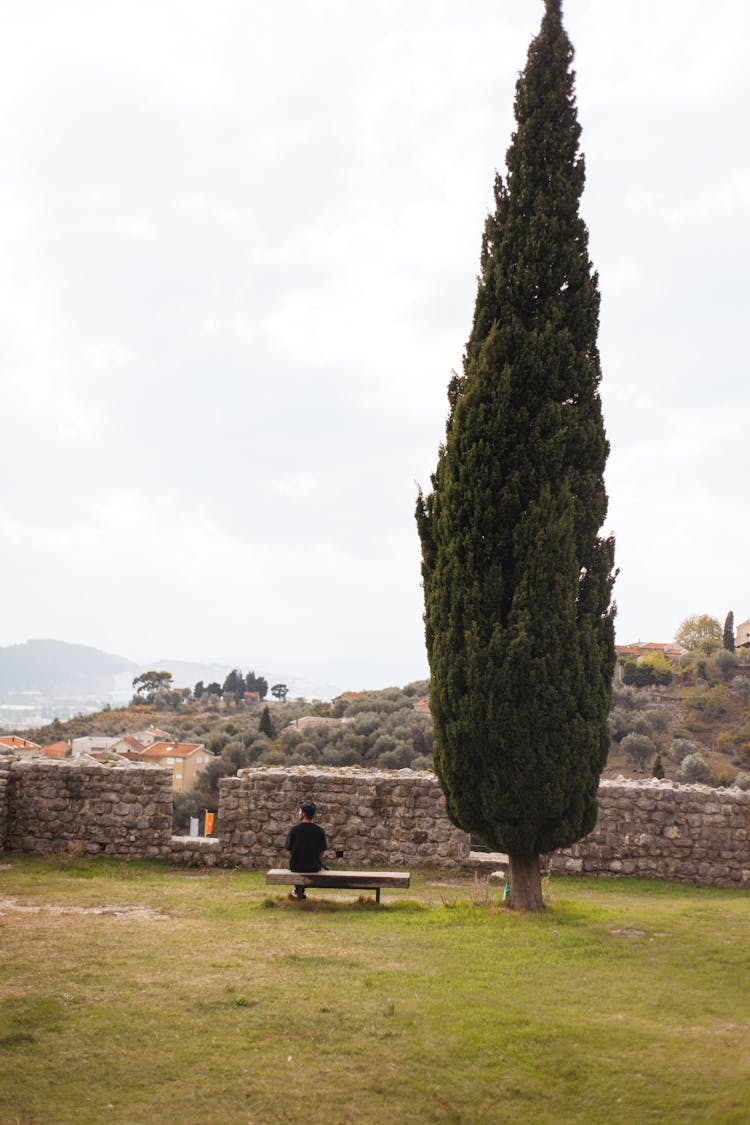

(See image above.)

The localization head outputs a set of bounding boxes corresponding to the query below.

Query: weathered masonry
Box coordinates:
[3,759,173,858]
[218,766,471,868]
[0,760,748,888]
[549,778,750,886]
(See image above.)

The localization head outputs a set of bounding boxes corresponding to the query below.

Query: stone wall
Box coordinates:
[4,759,173,858]
[1,760,748,889]
[0,761,10,850]
[218,766,472,868]
[549,778,750,888]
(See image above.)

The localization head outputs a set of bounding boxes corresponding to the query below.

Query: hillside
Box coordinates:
[9,661,750,819]
[0,639,136,696]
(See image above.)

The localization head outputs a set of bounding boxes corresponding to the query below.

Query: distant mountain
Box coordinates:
[0,639,429,706]
[0,639,137,697]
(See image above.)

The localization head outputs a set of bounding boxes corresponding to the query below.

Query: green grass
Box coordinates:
[1,858,749,1124]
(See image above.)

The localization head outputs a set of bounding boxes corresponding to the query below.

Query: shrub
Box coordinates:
[685,685,730,719]
[670,738,698,764]
[608,707,633,742]
[712,649,738,681]
[715,731,738,754]
[620,732,656,771]
[643,708,671,733]
[611,685,647,712]
[638,652,673,685]
[729,675,750,705]
[652,753,665,780]
[677,753,711,784]
[734,772,750,791]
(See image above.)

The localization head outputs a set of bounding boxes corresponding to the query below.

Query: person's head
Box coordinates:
[298,801,316,822]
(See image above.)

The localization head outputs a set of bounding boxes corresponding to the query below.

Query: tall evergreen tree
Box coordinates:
[416,0,616,910]
[723,611,735,652]
[259,705,273,738]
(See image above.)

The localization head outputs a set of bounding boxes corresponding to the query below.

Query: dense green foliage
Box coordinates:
[724,610,735,652]
[622,652,672,686]
[416,1,615,859]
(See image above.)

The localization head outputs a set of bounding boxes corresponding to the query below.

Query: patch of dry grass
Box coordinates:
[1,857,749,1124]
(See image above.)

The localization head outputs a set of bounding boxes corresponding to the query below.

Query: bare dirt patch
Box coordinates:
[0,896,167,921]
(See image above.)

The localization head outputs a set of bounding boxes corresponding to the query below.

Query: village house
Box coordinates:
[71,736,121,756]
[615,642,686,666]
[735,619,750,648]
[130,726,174,746]
[0,735,41,759]
[39,741,70,759]
[139,741,212,793]
[109,734,148,759]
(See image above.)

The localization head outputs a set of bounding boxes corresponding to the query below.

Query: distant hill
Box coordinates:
[0,639,137,696]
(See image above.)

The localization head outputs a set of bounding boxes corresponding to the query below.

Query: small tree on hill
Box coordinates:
[678,752,711,784]
[675,614,722,653]
[132,670,173,702]
[245,670,269,700]
[621,732,655,772]
[259,705,273,738]
[652,752,665,780]
[416,1,615,911]
[723,611,735,652]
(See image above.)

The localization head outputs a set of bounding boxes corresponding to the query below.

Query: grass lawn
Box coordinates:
[1,857,748,1124]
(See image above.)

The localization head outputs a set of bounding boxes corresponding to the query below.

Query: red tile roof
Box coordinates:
[0,735,40,749]
[39,741,69,759]
[121,735,146,751]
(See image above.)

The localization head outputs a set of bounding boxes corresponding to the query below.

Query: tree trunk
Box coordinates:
[507,854,545,912]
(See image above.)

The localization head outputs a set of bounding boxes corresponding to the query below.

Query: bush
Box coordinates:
[643,708,671,733]
[685,685,730,719]
[620,732,656,771]
[670,738,698,764]
[608,707,633,741]
[734,772,750,791]
[729,675,750,705]
[652,752,665,780]
[677,753,711,784]
[712,649,738,681]
[611,685,647,712]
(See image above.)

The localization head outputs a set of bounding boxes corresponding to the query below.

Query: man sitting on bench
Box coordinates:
[285,801,327,900]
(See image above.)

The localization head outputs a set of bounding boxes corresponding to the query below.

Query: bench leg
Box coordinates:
[375,887,380,905]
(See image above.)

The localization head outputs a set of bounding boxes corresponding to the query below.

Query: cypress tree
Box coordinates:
[259,705,273,738]
[723,611,735,652]
[416,0,616,910]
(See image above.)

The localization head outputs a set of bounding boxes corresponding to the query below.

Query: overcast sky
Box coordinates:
[1,0,748,693]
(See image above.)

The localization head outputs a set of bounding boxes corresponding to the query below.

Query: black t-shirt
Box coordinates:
[285,820,327,872]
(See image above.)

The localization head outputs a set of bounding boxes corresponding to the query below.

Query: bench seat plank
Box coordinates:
[266,869,410,889]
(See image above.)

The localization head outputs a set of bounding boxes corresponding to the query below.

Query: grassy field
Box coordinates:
[1,858,749,1124]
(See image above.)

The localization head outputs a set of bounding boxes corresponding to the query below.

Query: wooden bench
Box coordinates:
[266,868,410,904]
